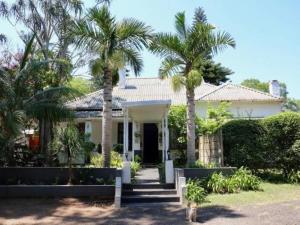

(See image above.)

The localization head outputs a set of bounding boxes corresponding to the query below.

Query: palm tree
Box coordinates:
[0,35,77,165]
[150,8,235,165]
[71,6,152,167]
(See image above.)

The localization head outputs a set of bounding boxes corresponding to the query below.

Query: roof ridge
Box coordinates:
[66,89,103,105]
[232,83,282,100]
[198,82,231,100]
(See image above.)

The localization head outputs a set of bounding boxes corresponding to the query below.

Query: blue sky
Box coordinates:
[2,0,300,98]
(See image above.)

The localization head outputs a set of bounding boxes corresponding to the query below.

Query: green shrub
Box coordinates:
[207,173,228,193]
[131,161,141,177]
[185,179,207,206]
[231,167,261,191]
[263,112,300,175]
[189,160,217,168]
[288,170,300,184]
[90,151,123,168]
[207,168,261,194]
[222,119,267,169]
[134,155,142,163]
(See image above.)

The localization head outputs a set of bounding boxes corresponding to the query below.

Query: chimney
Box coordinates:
[269,80,281,97]
[118,68,127,89]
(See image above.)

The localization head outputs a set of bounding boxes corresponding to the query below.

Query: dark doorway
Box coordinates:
[143,123,159,164]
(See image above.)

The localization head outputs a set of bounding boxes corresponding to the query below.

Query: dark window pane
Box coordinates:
[117,122,132,151]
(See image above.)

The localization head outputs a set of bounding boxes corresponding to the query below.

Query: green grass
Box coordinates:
[203,182,300,207]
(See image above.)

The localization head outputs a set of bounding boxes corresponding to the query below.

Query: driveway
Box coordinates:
[0,198,299,225]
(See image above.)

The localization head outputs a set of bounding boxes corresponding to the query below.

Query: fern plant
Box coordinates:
[185,179,207,207]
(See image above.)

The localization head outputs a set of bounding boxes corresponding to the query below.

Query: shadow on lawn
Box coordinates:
[197,205,245,223]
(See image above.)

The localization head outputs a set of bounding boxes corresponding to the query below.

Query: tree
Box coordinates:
[241,78,288,98]
[241,79,269,93]
[0,35,76,165]
[0,0,84,161]
[71,6,152,167]
[66,77,94,95]
[282,98,300,112]
[201,60,233,85]
[150,7,235,164]
[51,123,82,184]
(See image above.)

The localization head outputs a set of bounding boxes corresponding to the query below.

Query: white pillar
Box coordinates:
[161,117,165,162]
[123,108,129,161]
[164,113,169,160]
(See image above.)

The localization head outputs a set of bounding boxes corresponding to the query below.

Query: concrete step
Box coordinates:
[123,183,175,190]
[122,202,181,207]
[121,195,180,204]
[135,179,160,184]
[122,189,177,196]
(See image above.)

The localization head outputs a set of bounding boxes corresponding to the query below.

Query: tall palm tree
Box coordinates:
[71,6,152,167]
[150,8,235,165]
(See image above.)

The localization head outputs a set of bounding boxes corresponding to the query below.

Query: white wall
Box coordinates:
[76,119,119,145]
[196,101,282,119]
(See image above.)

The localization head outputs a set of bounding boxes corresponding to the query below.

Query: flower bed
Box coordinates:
[0,167,120,199]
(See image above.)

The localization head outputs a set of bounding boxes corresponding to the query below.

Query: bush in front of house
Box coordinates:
[263,112,300,175]
[223,112,300,177]
[90,151,123,168]
[206,168,261,194]
[131,161,141,178]
[189,160,217,168]
[186,179,207,206]
[222,119,267,170]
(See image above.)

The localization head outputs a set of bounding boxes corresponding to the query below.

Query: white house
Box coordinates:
[66,76,283,164]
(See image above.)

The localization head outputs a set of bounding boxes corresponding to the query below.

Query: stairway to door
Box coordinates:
[121,166,179,206]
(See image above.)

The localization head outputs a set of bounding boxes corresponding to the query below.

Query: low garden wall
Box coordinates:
[0,167,121,199]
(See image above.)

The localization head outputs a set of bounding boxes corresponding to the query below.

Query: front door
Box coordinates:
[143,123,159,164]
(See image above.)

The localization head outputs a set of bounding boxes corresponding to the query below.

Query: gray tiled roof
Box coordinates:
[199,83,283,102]
[66,78,282,113]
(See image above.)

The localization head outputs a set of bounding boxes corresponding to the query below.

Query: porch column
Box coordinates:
[122,107,131,183]
[161,116,165,162]
[123,107,129,160]
[164,113,169,160]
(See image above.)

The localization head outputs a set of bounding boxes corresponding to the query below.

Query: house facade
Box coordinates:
[66,76,283,164]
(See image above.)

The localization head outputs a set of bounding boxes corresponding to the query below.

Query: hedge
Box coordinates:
[222,112,300,175]
[222,119,267,169]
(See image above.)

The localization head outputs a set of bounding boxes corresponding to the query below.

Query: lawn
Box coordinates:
[204,182,300,207]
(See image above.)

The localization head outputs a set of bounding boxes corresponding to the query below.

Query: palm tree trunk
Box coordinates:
[186,88,196,165]
[40,119,52,165]
[102,66,112,168]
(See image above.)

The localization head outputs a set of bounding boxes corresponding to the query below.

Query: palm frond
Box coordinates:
[150,33,185,60]
[26,86,80,103]
[71,19,105,52]
[175,12,187,40]
[118,48,143,75]
[25,100,74,122]
[90,58,105,77]
[19,33,35,70]
[117,18,152,50]
[159,56,184,78]
[88,6,115,37]
[171,75,185,92]
[211,31,236,55]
